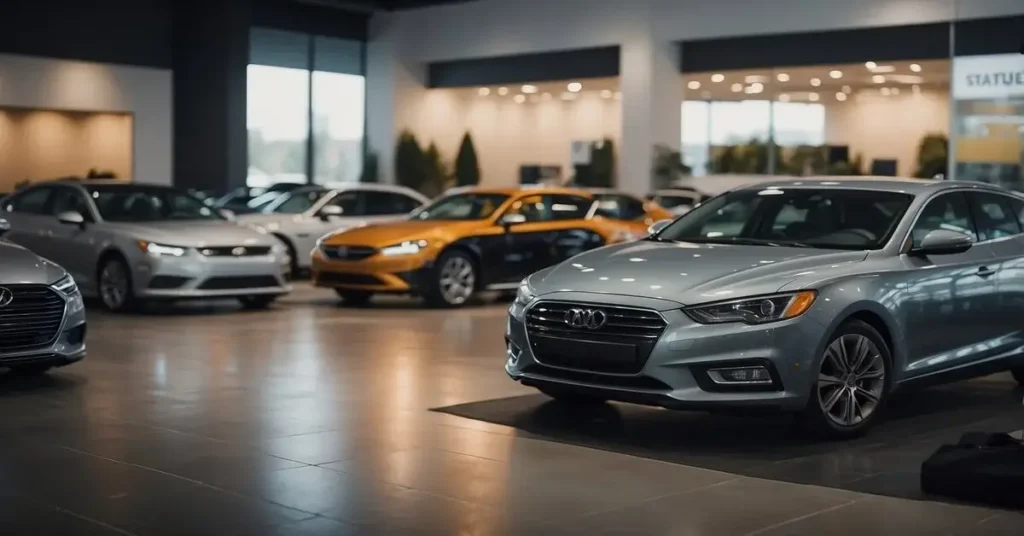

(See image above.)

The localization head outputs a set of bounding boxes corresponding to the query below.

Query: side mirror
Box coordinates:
[319,205,344,221]
[56,211,86,227]
[647,219,672,235]
[499,213,527,228]
[0,218,9,237]
[911,229,973,256]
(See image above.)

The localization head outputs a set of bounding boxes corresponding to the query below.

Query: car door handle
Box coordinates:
[977,266,996,278]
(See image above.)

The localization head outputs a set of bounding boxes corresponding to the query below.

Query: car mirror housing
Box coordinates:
[647,219,672,235]
[56,211,86,227]
[319,205,344,220]
[218,208,236,221]
[499,213,527,227]
[911,229,973,256]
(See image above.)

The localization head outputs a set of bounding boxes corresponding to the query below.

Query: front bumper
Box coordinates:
[0,304,86,369]
[132,253,291,299]
[504,292,828,412]
[310,248,434,294]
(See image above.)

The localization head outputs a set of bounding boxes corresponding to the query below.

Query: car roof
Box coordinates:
[731,176,1018,196]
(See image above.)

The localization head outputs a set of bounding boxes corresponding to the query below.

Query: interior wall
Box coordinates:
[825,89,949,176]
[0,53,172,186]
[0,109,133,191]
[412,90,621,187]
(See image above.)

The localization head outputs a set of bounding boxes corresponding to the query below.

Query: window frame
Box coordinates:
[546,193,592,221]
[3,185,56,215]
[965,191,1023,242]
[903,191,980,251]
[362,190,424,216]
[47,185,98,222]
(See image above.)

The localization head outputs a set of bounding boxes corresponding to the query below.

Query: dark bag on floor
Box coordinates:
[920,432,1024,509]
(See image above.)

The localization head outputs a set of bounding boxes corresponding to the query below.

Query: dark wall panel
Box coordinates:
[955,15,1024,56]
[252,0,368,41]
[680,23,950,73]
[0,0,174,68]
[428,46,620,87]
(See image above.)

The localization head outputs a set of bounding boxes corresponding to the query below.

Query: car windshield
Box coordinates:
[651,187,913,250]
[87,185,223,222]
[413,193,509,221]
[655,195,696,209]
[260,189,328,214]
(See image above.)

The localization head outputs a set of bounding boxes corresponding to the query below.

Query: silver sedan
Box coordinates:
[1,180,291,312]
[507,177,1024,438]
[235,184,427,275]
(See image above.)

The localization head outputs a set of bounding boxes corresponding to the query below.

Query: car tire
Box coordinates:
[238,295,278,310]
[11,364,52,376]
[1011,367,1024,386]
[424,250,477,308]
[538,387,607,405]
[97,255,137,313]
[335,289,373,306]
[274,234,299,280]
[800,319,892,440]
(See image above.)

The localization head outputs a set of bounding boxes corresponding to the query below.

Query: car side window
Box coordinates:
[3,187,53,215]
[968,192,1021,241]
[546,194,590,221]
[619,196,648,220]
[1006,196,1024,229]
[364,192,422,216]
[911,192,977,247]
[503,195,550,223]
[324,191,363,215]
[49,187,92,219]
[594,195,646,221]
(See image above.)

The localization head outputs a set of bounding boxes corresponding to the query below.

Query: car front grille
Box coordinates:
[197,276,281,290]
[525,301,667,374]
[0,285,66,353]
[198,246,272,257]
[321,245,377,261]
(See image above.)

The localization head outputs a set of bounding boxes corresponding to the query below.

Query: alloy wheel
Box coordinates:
[439,256,475,305]
[816,333,886,428]
[100,261,129,310]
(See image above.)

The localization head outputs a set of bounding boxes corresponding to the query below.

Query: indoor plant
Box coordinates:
[454,132,481,186]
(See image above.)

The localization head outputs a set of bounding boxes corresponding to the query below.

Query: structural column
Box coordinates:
[618,34,681,196]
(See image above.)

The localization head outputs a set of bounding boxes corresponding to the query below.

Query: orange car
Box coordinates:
[583,188,675,236]
[311,187,627,307]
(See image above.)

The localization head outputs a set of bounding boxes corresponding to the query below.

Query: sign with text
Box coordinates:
[953,53,1024,100]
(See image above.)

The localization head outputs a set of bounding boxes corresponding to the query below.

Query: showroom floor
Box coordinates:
[1,284,1023,535]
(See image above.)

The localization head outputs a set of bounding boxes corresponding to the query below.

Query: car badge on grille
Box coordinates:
[231,247,246,256]
[335,246,348,257]
[564,308,607,330]
[0,287,12,308]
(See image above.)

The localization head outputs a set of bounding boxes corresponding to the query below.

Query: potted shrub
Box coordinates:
[454,133,481,186]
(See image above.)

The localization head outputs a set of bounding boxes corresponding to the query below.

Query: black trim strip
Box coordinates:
[954,15,1024,56]
[428,46,620,88]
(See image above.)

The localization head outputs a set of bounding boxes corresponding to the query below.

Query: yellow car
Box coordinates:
[584,188,677,236]
[311,187,625,307]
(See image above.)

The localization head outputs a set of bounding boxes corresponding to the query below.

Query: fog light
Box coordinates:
[506,338,522,366]
[707,366,772,385]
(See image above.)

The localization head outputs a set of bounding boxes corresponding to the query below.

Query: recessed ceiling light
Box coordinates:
[829,70,843,79]
[836,92,847,101]
[711,74,725,83]
[521,84,538,94]
[910,63,922,72]
[810,78,821,87]
[871,65,896,73]
[776,73,790,82]
[497,87,509,96]
[865,61,877,69]
[477,87,490,96]
[731,83,743,92]
[745,82,764,94]
[513,94,526,104]
[841,85,852,94]
[745,75,768,83]
[872,75,885,83]
[779,93,791,102]
[687,80,701,89]
[567,82,582,92]
[808,92,820,102]
[599,89,612,98]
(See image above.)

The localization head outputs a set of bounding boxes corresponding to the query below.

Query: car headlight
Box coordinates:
[137,240,187,257]
[683,291,817,325]
[515,278,536,307]
[380,240,428,257]
[52,274,84,314]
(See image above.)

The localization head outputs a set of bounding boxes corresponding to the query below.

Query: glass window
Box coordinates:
[656,188,914,250]
[681,100,710,176]
[1006,196,1024,228]
[87,185,222,222]
[771,102,826,146]
[593,194,647,221]
[414,193,509,221]
[49,187,92,218]
[4,187,52,214]
[312,36,365,185]
[547,194,590,220]
[653,194,698,210]
[968,192,1021,241]
[263,189,327,214]
[503,195,549,223]
[363,191,421,216]
[911,192,977,246]
[323,190,362,215]
[247,64,310,186]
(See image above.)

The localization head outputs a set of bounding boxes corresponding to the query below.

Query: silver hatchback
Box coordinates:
[1,181,291,312]
[507,178,1024,438]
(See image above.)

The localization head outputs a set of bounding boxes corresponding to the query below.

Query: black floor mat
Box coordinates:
[433,374,1024,504]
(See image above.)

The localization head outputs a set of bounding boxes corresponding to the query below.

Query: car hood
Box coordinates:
[0,240,67,285]
[103,220,278,248]
[533,240,868,306]
[321,219,482,247]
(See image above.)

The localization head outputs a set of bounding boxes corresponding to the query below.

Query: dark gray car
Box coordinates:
[0,218,87,374]
[506,177,1024,438]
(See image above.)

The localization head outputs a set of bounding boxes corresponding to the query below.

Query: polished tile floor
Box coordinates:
[1,284,1022,535]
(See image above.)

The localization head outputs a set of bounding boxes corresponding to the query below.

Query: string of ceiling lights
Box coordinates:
[476,82,621,103]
